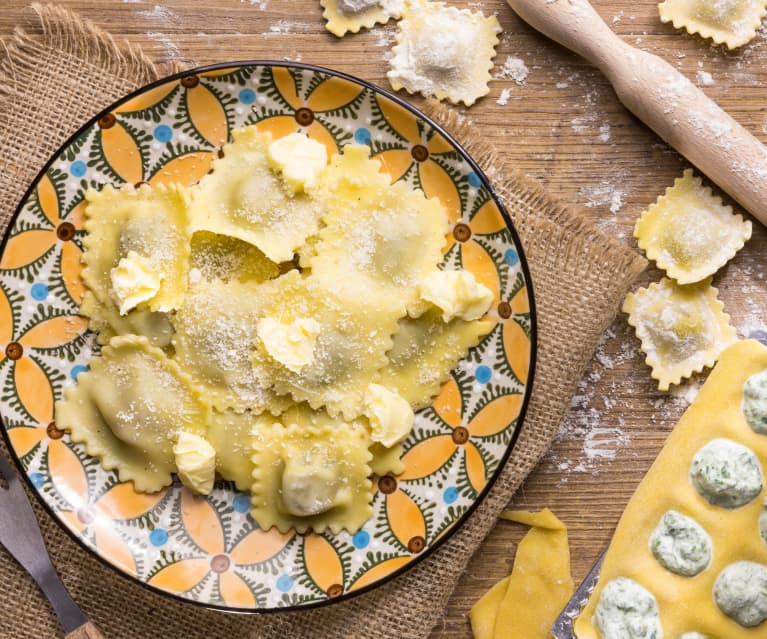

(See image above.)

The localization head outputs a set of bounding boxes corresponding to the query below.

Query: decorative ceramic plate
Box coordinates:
[0,63,535,612]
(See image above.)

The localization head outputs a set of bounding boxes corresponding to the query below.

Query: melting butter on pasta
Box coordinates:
[58,126,495,534]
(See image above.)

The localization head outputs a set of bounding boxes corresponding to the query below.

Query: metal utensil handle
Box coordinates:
[0,451,88,633]
[551,550,605,638]
[506,0,767,227]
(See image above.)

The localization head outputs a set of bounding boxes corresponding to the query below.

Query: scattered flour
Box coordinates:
[241,0,270,7]
[696,70,715,86]
[598,122,611,143]
[138,4,177,21]
[579,181,624,214]
[496,88,512,106]
[146,32,183,61]
[496,55,529,85]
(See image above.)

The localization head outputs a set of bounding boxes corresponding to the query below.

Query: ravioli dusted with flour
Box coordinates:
[388,1,502,106]
[659,0,767,49]
[634,169,752,284]
[56,124,494,534]
[622,277,737,391]
[321,0,403,37]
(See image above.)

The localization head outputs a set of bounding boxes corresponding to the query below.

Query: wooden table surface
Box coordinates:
[2,1,766,637]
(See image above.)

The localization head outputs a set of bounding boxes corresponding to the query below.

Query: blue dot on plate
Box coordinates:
[276,575,294,592]
[233,494,250,513]
[443,486,458,504]
[239,88,256,105]
[475,365,492,384]
[70,364,88,381]
[352,530,370,549]
[354,128,371,145]
[467,171,482,188]
[149,528,168,547]
[29,472,45,489]
[504,248,519,267]
[70,160,87,178]
[154,124,173,143]
[30,283,49,301]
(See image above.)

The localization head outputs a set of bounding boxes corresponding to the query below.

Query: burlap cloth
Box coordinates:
[0,5,647,638]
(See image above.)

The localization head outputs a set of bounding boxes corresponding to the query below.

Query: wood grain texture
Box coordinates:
[65,622,105,639]
[3,1,766,637]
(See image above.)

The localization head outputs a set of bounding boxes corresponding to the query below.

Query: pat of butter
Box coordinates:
[419,269,493,322]
[258,316,321,373]
[267,132,327,193]
[173,432,216,495]
[364,383,414,448]
[110,250,162,316]
[281,457,352,517]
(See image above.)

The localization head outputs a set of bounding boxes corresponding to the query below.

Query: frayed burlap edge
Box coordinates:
[0,5,647,639]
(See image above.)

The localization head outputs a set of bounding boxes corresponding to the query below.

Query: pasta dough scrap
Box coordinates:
[470,509,573,639]
[574,340,767,638]
[251,270,399,420]
[189,127,323,263]
[387,0,502,106]
[378,308,492,409]
[321,0,403,37]
[658,0,767,49]
[55,335,210,492]
[81,183,190,313]
[250,418,373,534]
[623,277,737,391]
[635,169,752,284]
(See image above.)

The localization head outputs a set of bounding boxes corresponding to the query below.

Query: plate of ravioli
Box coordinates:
[0,62,534,611]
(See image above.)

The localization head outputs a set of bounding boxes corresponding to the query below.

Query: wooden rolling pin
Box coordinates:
[506,0,767,226]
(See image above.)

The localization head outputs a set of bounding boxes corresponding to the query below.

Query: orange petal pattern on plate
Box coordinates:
[461,240,500,304]
[116,81,177,114]
[511,286,530,314]
[431,376,462,428]
[1,229,55,270]
[21,315,87,349]
[94,522,137,576]
[398,435,456,481]
[180,490,226,555]
[48,440,89,509]
[148,557,210,592]
[270,67,302,110]
[254,115,300,143]
[58,509,87,536]
[464,443,487,494]
[186,84,229,147]
[229,527,294,566]
[60,242,85,304]
[469,393,524,438]
[149,151,215,187]
[348,555,413,592]
[100,122,144,185]
[503,320,530,385]
[94,482,166,520]
[7,426,46,457]
[376,96,420,144]
[303,534,344,593]
[426,131,453,156]
[219,571,256,607]
[385,489,426,548]
[306,77,363,113]
[37,174,61,225]
[14,357,54,425]
[420,160,461,223]
[66,199,87,228]
[306,120,339,159]
[374,148,413,184]
[471,200,506,235]
[0,286,14,345]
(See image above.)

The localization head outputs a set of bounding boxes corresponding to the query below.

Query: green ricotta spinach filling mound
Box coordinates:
[649,510,712,576]
[742,368,767,434]
[594,576,662,639]
[689,438,763,509]
[713,560,767,627]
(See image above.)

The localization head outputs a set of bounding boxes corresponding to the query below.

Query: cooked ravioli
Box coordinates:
[56,335,210,492]
[189,127,323,263]
[250,419,373,534]
[634,170,751,284]
[623,277,737,391]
